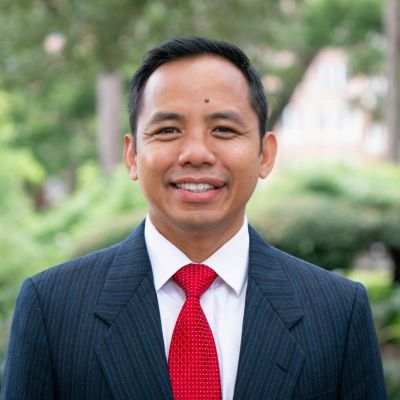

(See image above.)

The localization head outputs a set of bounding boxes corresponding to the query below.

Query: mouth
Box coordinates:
[174,182,217,193]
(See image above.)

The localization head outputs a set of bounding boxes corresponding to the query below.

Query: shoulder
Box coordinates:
[248,224,362,303]
[28,221,146,297]
[248,225,376,351]
[12,222,147,328]
[31,241,120,289]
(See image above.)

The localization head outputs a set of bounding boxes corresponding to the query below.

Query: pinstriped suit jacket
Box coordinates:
[1,221,387,399]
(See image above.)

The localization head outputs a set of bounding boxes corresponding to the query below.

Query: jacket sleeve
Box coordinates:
[339,282,387,399]
[1,278,55,400]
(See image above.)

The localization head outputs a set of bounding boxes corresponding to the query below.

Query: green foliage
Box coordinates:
[371,287,400,399]
[36,162,146,256]
[304,0,383,49]
[384,358,400,400]
[350,271,400,399]
[249,163,400,273]
[6,73,97,177]
[0,102,48,315]
[252,195,368,271]
[373,287,400,345]
[0,142,146,316]
[380,212,400,250]
[0,316,11,384]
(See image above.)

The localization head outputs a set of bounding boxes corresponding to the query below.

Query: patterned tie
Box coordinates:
[168,263,222,400]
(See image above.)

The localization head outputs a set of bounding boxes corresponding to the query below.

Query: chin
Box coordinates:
[174,212,224,231]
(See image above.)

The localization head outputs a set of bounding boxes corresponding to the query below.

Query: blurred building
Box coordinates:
[274,48,388,166]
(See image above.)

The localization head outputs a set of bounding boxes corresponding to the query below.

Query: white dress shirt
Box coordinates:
[145,217,249,400]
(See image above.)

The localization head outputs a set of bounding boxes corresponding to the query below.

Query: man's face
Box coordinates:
[124,55,276,241]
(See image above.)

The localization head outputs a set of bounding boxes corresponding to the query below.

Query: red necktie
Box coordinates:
[168,264,222,400]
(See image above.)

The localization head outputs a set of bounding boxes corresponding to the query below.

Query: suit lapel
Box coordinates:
[94,222,173,400]
[233,227,305,400]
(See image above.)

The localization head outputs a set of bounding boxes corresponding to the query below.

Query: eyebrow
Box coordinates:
[205,111,246,127]
[147,112,185,126]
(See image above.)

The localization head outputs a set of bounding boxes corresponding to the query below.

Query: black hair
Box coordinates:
[128,36,268,139]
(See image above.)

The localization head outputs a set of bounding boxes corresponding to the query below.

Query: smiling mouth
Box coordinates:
[174,183,218,193]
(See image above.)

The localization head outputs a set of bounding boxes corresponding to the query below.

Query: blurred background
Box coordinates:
[0,0,399,396]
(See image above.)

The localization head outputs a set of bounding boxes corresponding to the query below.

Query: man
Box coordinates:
[1,37,386,399]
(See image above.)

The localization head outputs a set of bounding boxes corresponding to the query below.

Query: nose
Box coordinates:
[178,132,217,167]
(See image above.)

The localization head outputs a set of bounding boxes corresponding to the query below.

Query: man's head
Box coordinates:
[124,37,276,254]
[128,37,268,140]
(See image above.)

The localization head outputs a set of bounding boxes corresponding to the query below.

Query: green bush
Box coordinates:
[372,288,400,345]
[370,287,400,399]
[36,163,147,257]
[0,142,49,316]
[251,195,369,271]
[249,163,400,278]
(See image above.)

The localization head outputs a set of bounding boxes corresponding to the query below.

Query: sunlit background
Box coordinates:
[0,0,399,396]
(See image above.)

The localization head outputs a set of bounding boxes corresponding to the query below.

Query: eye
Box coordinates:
[215,126,233,132]
[156,127,180,135]
[213,126,237,138]
[150,126,182,140]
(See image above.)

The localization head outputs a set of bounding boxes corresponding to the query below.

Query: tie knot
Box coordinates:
[173,264,217,298]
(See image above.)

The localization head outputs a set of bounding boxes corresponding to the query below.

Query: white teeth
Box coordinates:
[175,183,215,192]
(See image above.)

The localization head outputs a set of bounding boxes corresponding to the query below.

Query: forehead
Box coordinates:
[148,54,246,82]
[140,55,252,110]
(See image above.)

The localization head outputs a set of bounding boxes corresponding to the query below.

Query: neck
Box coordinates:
[149,216,245,263]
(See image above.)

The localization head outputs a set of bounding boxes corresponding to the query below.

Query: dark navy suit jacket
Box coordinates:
[1,222,387,399]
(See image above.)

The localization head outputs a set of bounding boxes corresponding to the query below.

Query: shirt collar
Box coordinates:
[145,216,249,296]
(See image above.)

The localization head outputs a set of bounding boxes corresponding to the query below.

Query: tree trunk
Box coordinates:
[96,73,123,175]
[385,0,400,162]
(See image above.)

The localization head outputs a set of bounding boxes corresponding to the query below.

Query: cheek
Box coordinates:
[136,150,177,189]
[145,143,177,165]
[228,139,260,159]
[136,150,163,174]
[241,160,263,190]
[228,147,260,176]
[230,162,260,193]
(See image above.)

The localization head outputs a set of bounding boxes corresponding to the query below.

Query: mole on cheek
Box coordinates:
[204,98,210,103]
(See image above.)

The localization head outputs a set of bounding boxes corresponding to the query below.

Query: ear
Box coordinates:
[123,133,138,180]
[259,132,277,179]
